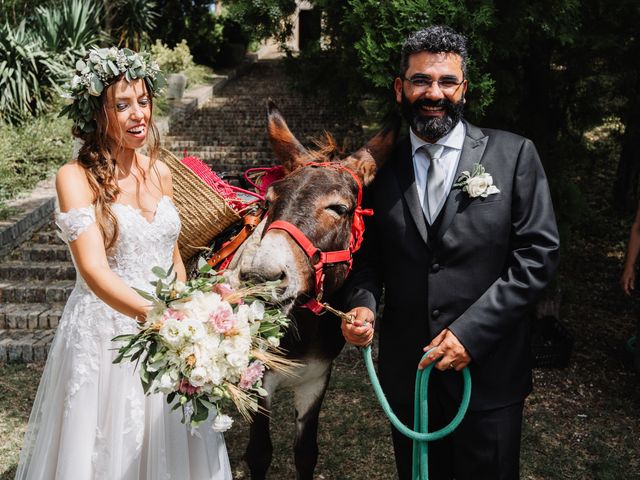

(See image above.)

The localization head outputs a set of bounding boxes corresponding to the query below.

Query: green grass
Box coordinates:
[0,112,73,216]
[2,340,639,479]
[0,363,43,479]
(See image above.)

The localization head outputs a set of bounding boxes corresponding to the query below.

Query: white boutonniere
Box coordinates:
[454,163,500,198]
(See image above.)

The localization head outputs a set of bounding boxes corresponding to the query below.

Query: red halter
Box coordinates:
[265,162,373,314]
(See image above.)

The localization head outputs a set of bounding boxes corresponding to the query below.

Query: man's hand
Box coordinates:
[419,328,471,371]
[341,307,375,347]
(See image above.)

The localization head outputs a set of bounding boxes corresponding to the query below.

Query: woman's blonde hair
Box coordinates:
[73,76,161,251]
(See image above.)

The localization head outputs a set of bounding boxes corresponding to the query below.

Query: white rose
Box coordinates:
[207,362,226,385]
[159,318,186,347]
[212,414,234,432]
[226,351,249,370]
[188,366,209,387]
[466,174,491,198]
[222,336,251,355]
[156,371,179,394]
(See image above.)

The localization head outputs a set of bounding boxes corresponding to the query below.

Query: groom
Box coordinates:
[342,26,560,479]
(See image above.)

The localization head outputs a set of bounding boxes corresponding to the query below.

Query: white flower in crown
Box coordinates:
[454,163,500,199]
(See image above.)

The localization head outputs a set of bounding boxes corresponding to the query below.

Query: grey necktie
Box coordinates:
[423,144,446,223]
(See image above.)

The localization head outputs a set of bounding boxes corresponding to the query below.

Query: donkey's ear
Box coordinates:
[342,114,401,186]
[267,100,309,174]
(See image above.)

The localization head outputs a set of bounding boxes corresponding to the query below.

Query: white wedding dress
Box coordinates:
[15,196,232,480]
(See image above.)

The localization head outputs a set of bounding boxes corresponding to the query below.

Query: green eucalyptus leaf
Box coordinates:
[152,266,168,278]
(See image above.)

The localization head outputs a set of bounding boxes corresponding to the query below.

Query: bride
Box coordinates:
[15,47,232,479]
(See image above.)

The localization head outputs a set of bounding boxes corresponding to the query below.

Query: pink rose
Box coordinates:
[178,379,200,395]
[163,308,185,322]
[209,306,236,333]
[239,361,265,390]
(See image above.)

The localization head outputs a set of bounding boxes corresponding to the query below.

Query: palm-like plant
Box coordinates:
[0,21,65,124]
[112,0,159,51]
[35,0,105,65]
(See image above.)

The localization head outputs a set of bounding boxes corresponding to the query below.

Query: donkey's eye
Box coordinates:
[327,204,349,216]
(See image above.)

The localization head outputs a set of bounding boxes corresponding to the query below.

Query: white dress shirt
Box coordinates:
[410,121,466,223]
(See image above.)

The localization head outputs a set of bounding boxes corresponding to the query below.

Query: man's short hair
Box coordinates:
[400,25,469,77]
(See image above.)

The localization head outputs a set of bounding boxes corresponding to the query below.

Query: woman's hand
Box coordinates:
[621,265,636,296]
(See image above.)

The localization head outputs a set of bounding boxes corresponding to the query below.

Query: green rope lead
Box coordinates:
[362,345,472,480]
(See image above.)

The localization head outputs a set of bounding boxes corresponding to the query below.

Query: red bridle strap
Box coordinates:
[264,162,373,314]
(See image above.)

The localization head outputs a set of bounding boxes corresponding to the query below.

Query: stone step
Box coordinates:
[164,150,275,163]
[11,244,71,262]
[0,260,76,281]
[165,143,273,152]
[0,328,56,363]
[30,226,63,244]
[0,279,74,303]
[0,302,64,329]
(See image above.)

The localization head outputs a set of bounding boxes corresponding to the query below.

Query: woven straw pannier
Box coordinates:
[160,148,241,261]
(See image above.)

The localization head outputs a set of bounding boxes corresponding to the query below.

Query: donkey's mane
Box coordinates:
[303,132,346,163]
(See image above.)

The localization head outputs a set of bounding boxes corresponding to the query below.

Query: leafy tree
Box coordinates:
[109,0,159,50]
[225,0,640,211]
[225,0,496,116]
[152,0,226,66]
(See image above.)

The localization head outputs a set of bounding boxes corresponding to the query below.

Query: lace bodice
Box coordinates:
[56,195,181,291]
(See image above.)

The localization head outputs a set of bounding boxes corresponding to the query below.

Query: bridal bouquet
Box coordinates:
[113,261,292,432]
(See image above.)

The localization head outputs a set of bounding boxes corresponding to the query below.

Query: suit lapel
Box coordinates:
[392,139,430,246]
[436,121,489,241]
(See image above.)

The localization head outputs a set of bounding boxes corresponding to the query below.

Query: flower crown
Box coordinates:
[60,47,166,133]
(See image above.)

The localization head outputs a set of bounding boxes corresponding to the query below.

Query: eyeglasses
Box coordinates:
[402,74,465,93]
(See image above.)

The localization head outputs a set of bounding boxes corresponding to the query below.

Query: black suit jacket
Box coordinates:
[346,121,560,411]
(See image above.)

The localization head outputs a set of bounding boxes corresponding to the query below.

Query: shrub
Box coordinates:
[35,0,104,66]
[0,21,65,124]
[150,39,194,73]
[0,110,72,216]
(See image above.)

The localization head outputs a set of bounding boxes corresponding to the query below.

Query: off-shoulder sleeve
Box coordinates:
[56,206,96,242]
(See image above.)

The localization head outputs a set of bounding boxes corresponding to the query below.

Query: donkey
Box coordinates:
[225,101,398,480]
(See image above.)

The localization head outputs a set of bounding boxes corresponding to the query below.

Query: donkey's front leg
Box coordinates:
[245,371,280,480]
[293,359,333,480]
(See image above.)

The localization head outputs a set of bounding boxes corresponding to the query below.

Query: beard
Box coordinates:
[400,91,465,141]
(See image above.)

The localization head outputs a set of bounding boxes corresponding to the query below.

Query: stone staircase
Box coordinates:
[164,59,363,178]
[0,59,363,363]
[0,220,70,362]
